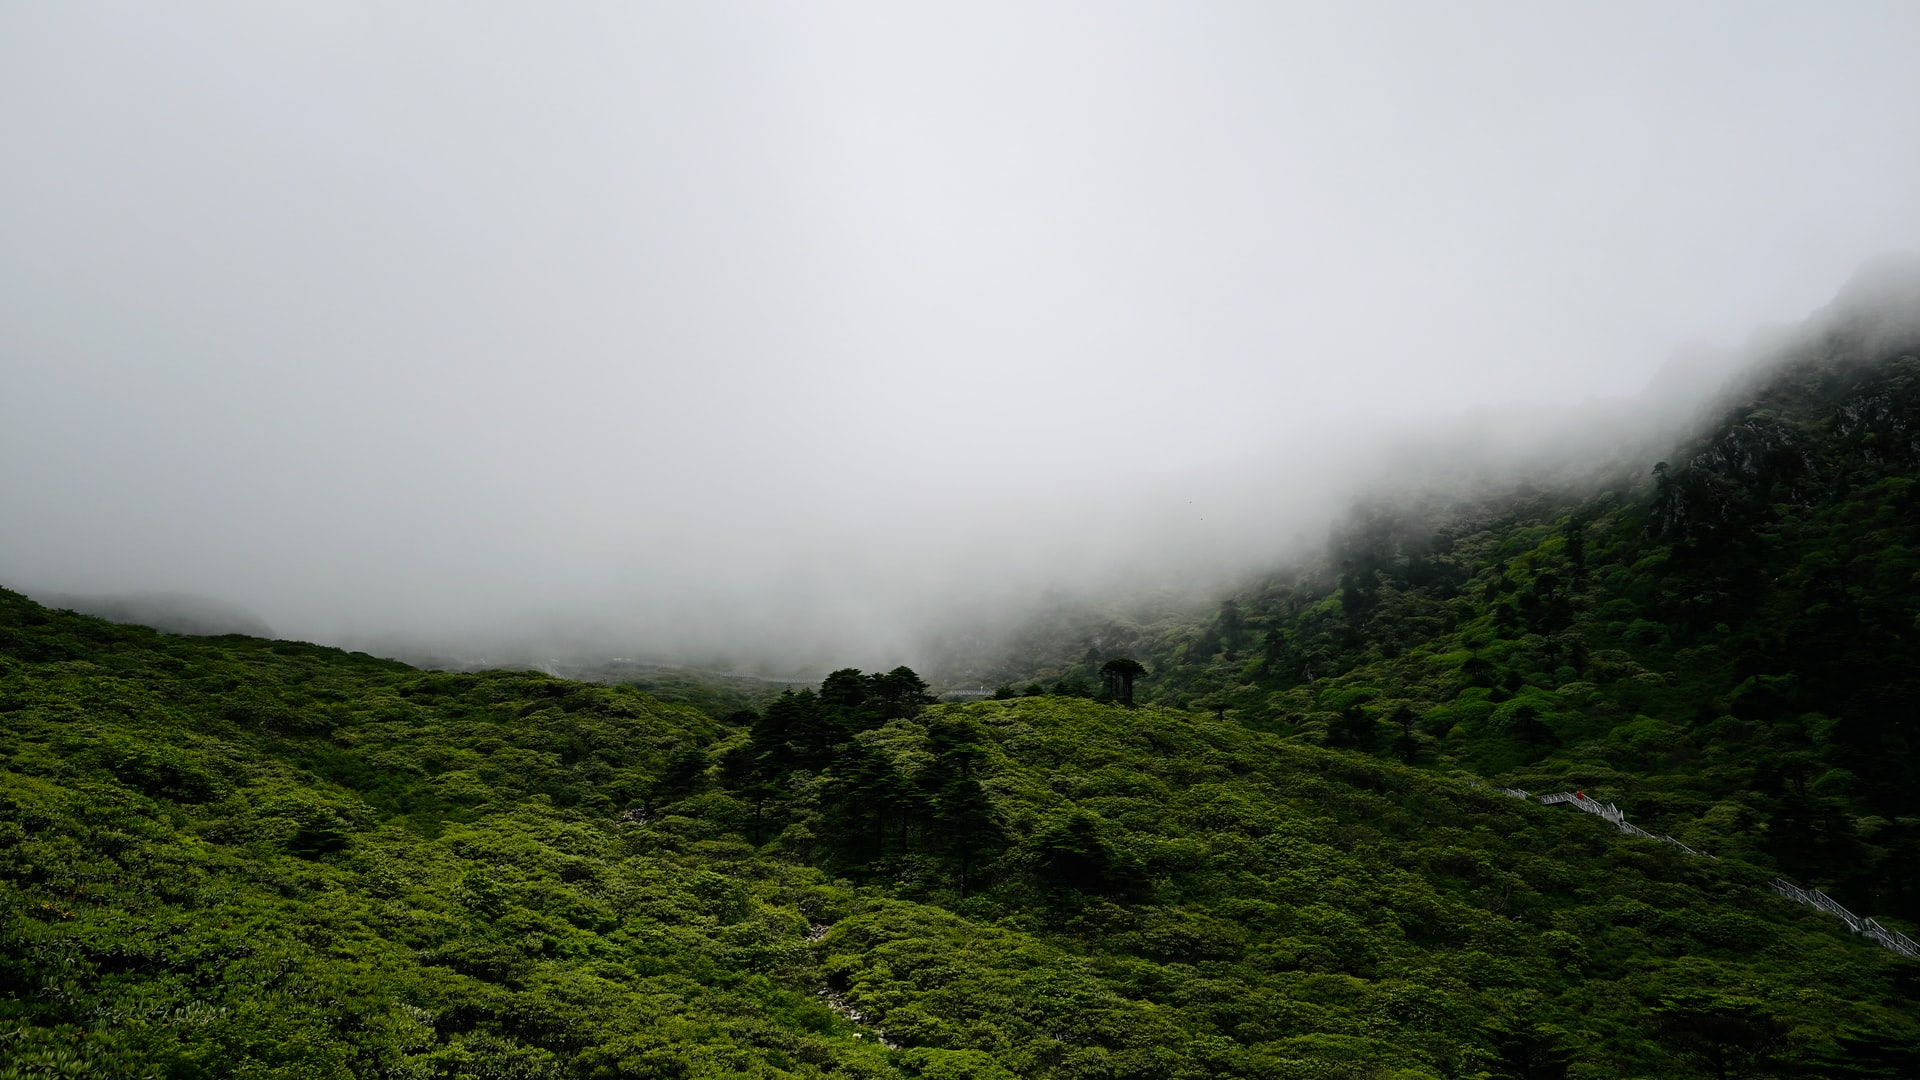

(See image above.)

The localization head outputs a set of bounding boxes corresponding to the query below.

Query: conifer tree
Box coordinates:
[1098,658,1147,706]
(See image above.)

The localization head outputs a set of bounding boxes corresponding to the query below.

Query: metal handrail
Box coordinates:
[1525,788,1915,958]
[1475,779,1920,956]
[1769,878,1920,958]
[1538,791,1659,839]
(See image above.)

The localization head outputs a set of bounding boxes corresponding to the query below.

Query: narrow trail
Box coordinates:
[1501,788,1920,959]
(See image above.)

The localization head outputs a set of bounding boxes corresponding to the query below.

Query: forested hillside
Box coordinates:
[8,263,1920,1078]
[1020,267,1920,929]
[5,589,1919,1078]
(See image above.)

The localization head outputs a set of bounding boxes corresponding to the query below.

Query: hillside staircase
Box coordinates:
[1765,878,1920,959]
[1499,788,1919,959]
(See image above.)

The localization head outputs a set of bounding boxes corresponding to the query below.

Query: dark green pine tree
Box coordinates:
[1259,628,1290,680]
[819,737,909,871]
[818,668,871,730]
[748,689,836,778]
[1098,658,1147,706]
[1216,599,1245,655]
[1326,704,1381,752]
[868,665,932,721]
[921,719,1004,896]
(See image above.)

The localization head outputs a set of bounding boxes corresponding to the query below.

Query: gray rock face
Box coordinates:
[1648,254,1920,544]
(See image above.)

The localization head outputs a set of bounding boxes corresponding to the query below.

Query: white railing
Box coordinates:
[1525,789,1915,958]
[1770,879,1920,958]
[1535,791,1708,857]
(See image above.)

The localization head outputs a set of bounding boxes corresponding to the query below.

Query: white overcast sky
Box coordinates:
[4,2,1919,666]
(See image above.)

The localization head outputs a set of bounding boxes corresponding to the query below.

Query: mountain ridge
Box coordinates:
[974,260,1920,930]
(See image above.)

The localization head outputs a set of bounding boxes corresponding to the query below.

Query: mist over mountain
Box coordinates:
[34,591,275,640]
[9,10,1920,1073]
[7,256,1918,683]
[921,256,1920,685]
[7,5,1920,676]
[959,263,1920,949]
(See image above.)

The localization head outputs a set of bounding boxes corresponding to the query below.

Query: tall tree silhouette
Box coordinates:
[922,719,1003,896]
[1099,658,1147,706]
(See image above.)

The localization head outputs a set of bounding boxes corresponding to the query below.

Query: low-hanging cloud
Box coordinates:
[4,3,1918,675]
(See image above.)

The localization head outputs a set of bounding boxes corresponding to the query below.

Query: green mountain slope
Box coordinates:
[1059,268,1920,928]
[5,590,1918,1078]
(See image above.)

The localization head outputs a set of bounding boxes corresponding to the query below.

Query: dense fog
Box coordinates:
[4,4,1918,675]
